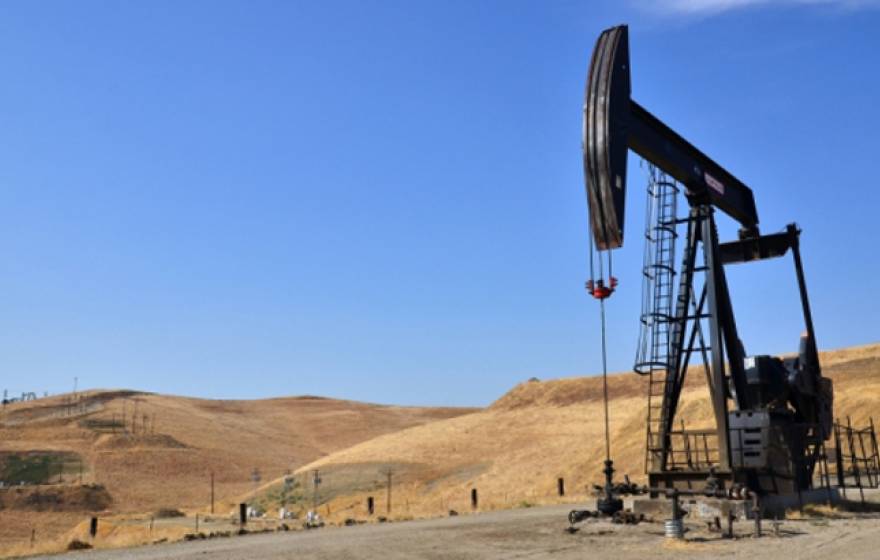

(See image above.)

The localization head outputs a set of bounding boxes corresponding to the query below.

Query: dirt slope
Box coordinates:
[0,391,474,548]
[281,343,880,521]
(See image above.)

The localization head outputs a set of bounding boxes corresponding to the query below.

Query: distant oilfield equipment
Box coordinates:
[2,389,40,405]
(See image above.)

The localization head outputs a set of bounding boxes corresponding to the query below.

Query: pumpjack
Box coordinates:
[583,25,833,496]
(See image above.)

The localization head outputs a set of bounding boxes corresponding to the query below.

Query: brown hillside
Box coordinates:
[0,391,474,549]
[278,343,880,523]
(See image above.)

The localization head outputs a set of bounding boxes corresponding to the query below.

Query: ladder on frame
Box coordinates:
[634,165,679,472]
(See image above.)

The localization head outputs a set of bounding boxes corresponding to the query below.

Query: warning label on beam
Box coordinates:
[704,172,726,196]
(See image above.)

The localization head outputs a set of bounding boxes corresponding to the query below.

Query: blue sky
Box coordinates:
[0,1,877,406]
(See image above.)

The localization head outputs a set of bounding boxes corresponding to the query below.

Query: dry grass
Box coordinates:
[786,499,880,520]
[277,343,880,526]
[0,391,474,554]
[2,342,878,557]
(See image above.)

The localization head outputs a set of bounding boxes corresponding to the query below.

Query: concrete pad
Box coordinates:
[627,487,843,521]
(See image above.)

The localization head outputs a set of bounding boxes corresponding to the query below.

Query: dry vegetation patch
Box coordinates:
[268,343,880,528]
[0,391,475,554]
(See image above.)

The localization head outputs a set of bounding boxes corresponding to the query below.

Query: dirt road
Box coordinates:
[34,504,880,560]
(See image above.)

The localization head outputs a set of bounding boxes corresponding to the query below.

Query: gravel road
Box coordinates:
[34,503,880,560]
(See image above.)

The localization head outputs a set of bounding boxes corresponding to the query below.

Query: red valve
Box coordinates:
[586,277,617,300]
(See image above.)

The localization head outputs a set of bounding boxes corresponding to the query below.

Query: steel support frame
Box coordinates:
[653,205,749,485]
[651,218,827,493]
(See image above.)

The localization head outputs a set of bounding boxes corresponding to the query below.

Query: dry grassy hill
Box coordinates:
[2,342,878,556]
[0,391,474,550]
[272,343,880,522]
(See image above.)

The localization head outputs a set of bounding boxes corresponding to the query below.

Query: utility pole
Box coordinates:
[133,400,139,434]
[385,468,393,515]
[312,469,322,510]
[210,472,215,514]
[282,469,294,510]
[251,468,261,505]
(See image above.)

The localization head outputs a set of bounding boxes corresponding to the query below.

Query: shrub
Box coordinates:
[67,539,93,550]
[155,508,185,518]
